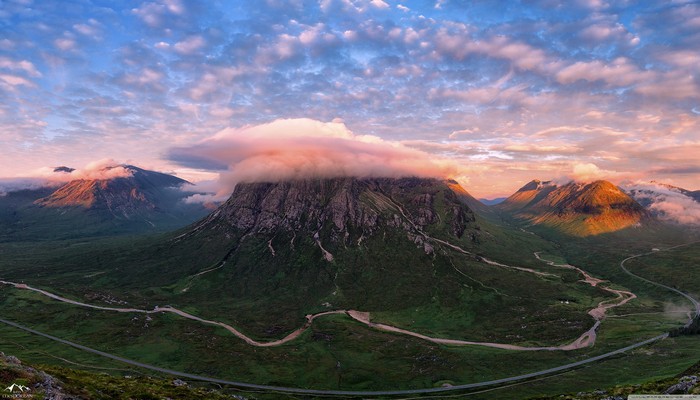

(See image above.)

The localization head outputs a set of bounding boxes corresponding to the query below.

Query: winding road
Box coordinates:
[0,241,697,396]
[618,241,700,326]
[0,270,630,352]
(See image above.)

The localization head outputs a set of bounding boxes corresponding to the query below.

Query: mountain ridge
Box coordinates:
[497,179,648,236]
[0,165,208,240]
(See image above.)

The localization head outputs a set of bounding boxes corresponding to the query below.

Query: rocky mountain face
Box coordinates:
[497,180,648,236]
[189,177,479,249]
[159,176,569,340]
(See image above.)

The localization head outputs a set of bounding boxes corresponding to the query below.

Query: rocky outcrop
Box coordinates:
[664,375,698,394]
[0,351,77,399]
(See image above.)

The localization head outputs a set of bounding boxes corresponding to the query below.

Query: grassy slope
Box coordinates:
[0,192,698,394]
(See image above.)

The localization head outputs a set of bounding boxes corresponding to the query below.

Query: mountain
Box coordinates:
[496,180,648,236]
[67,176,585,342]
[35,165,189,216]
[0,165,210,241]
[496,179,558,212]
[185,176,480,254]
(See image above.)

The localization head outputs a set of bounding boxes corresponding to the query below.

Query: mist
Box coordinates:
[624,182,700,225]
[0,159,135,195]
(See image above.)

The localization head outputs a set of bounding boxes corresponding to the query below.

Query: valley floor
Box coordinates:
[0,240,698,396]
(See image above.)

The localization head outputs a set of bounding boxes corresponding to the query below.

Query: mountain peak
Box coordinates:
[498,179,647,236]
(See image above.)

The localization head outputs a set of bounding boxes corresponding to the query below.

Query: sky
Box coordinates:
[1,0,699,198]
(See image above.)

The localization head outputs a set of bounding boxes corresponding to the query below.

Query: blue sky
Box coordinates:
[1,0,698,197]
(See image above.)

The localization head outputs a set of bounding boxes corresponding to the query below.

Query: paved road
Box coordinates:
[619,241,700,325]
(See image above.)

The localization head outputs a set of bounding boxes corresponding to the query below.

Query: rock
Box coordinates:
[664,375,698,394]
[173,379,188,387]
[5,355,21,364]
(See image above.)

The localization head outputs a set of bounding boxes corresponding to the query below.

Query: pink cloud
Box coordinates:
[54,38,77,51]
[559,162,644,184]
[556,57,652,86]
[168,118,462,197]
[28,159,135,183]
[173,36,206,55]
[624,182,700,225]
[0,57,41,77]
[635,70,700,99]
[132,0,185,27]
[0,74,34,87]
[0,159,136,194]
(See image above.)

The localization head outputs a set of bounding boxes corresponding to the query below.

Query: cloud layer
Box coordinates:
[169,118,459,197]
[1,1,698,197]
[0,159,134,195]
[624,182,700,225]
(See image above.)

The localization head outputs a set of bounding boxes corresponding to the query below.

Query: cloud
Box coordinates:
[624,182,700,225]
[182,193,219,205]
[556,57,652,86]
[0,57,41,77]
[69,159,136,180]
[559,162,635,184]
[173,35,206,55]
[132,0,185,27]
[570,163,608,181]
[0,159,136,194]
[27,158,133,185]
[54,38,77,51]
[0,74,34,87]
[167,118,461,197]
[0,178,59,196]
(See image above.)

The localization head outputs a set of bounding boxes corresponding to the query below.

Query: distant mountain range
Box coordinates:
[479,197,506,206]
[2,165,696,242]
[0,165,210,241]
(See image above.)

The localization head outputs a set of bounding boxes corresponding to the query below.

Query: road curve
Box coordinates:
[618,241,700,326]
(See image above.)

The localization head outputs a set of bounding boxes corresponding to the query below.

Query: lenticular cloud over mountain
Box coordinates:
[52,159,135,181]
[168,118,460,196]
[0,159,136,195]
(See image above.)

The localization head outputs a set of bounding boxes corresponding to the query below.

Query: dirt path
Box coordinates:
[0,279,348,347]
[0,276,621,351]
